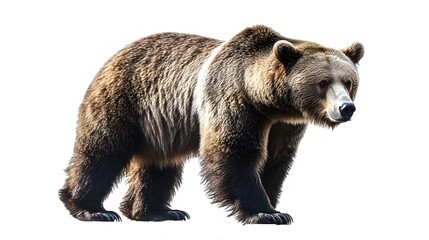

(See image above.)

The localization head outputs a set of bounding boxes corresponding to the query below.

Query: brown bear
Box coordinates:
[59,25,364,224]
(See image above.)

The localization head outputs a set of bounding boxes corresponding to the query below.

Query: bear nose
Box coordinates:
[339,102,356,121]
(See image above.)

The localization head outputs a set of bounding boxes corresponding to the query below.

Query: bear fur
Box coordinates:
[59,25,364,224]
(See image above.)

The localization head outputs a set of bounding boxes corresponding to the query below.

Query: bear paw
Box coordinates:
[77,210,122,222]
[244,212,293,225]
[139,210,190,221]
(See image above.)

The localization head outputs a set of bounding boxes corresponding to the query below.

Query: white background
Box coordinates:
[1,0,428,239]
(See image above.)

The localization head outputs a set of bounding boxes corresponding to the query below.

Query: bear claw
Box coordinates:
[139,210,190,221]
[78,211,122,222]
[168,210,190,220]
[94,211,122,222]
[245,212,293,225]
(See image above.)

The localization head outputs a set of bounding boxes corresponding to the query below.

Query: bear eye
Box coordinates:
[343,80,352,90]
[318,79,330,89]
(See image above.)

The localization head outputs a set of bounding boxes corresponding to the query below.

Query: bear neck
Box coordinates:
[243,53,305,123]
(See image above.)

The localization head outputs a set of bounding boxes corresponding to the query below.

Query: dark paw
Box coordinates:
[245,212,293,225]
[77,210,122,222]
[139,210,190,222]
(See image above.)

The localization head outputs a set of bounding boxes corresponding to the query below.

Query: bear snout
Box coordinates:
[339,102,356,121]
[326,101,356,123]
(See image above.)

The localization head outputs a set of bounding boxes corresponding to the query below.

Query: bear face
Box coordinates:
[272,40,364,128]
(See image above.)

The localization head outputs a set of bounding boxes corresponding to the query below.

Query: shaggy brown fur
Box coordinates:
[59,25,364,224]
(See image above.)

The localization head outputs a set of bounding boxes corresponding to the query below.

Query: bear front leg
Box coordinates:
[200,120,292,225]
[261,122,307,208]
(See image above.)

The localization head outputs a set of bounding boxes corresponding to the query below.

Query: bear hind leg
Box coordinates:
[120,161,189,221]
[59,149,133,222]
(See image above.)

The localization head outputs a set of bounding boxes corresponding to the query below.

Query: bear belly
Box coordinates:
[136,104,200,168]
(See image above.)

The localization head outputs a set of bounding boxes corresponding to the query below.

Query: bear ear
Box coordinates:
[274,40,302,71]
[342,42,364,64]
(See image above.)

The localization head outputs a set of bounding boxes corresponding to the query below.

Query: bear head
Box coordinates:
[270,39,364,128]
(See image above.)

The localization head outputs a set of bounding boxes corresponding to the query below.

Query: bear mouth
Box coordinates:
[301,111,340,129]
[327,110,352,123]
